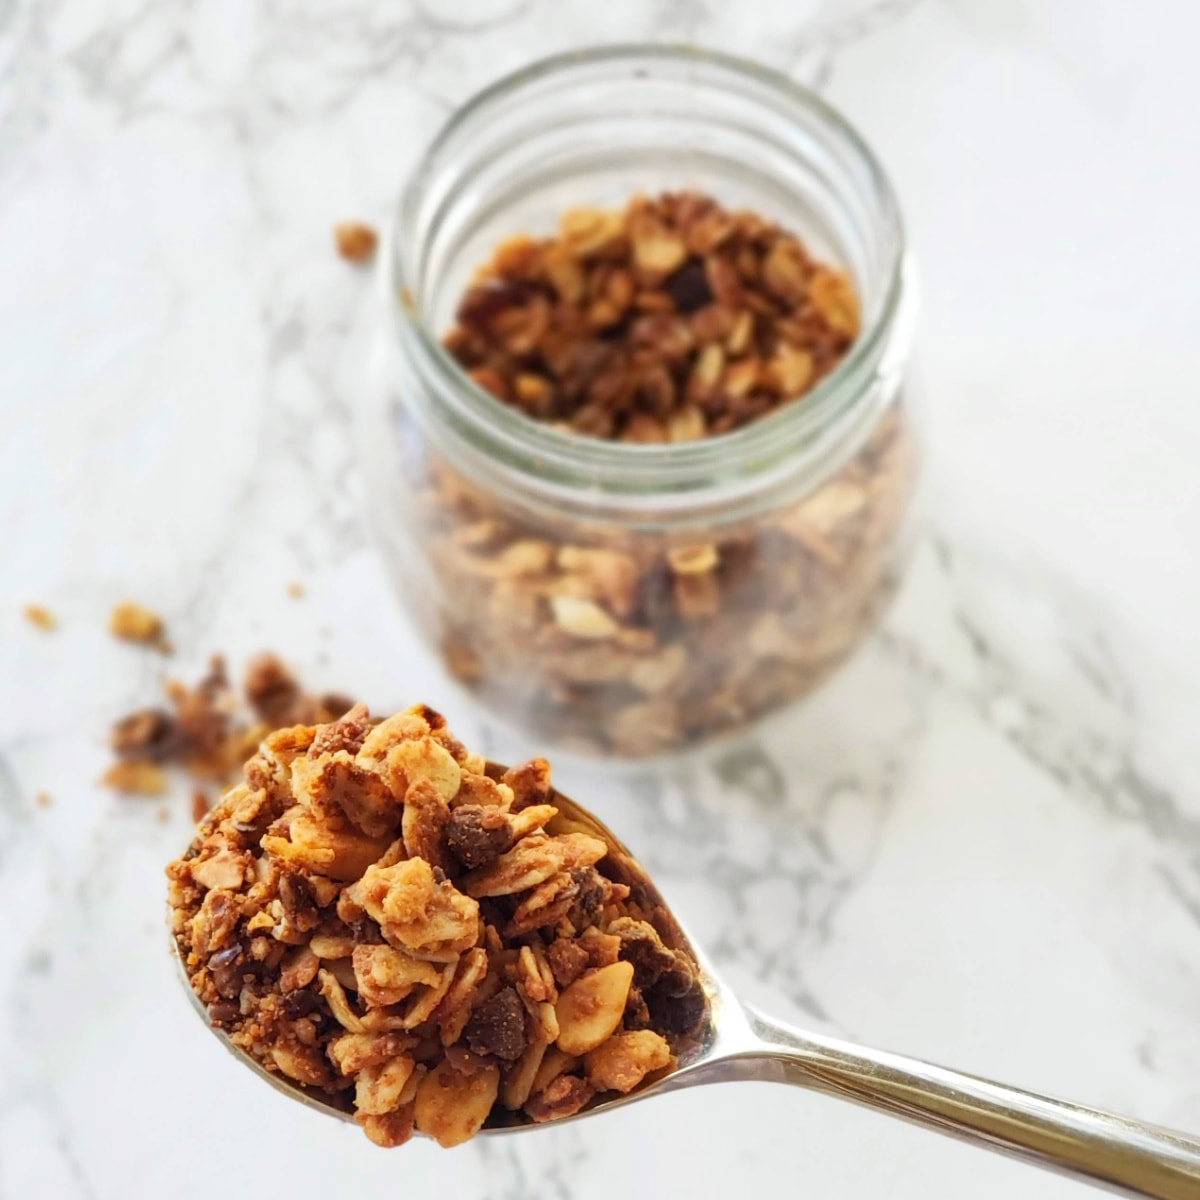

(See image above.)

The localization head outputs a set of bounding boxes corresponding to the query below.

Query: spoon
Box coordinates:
[176,766,1200,1198]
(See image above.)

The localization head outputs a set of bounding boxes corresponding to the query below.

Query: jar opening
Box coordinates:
[390,44,909,519]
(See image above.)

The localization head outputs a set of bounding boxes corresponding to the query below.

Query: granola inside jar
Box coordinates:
[363,47,920,757]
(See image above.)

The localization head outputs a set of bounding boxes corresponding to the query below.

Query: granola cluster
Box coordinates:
[418,192,916,755]
[167,703,705,1147]
[106,653,354,798]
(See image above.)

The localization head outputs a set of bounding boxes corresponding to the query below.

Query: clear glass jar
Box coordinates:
[362,46,920,757]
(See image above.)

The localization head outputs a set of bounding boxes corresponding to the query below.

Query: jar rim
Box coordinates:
[390,43,907,502]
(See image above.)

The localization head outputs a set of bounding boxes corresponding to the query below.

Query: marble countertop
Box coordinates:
[3,1,1200,1196]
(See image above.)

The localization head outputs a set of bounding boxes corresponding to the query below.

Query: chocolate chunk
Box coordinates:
[463,986,527,1062]
[546,938,590,989]
[664,257,714,312]
[645,978,707,1037]
[283,988,324,1019]
[445,804,513,869]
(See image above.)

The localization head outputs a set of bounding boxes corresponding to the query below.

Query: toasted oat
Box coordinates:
[23,604,57,631]
[335,221,378,263]
[166,705,704,1148]
[35,791,53,809]
[287,581,306,598]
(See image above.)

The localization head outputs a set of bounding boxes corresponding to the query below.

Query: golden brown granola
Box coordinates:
[167,704,703,1147]
[23,604,57,632]
[335,222,378,264]
[444,191,858,439]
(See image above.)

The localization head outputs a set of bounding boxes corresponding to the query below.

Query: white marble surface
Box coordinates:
[3,1,1200,1196]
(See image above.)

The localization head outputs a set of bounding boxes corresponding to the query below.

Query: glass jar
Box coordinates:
[362,46,920,757]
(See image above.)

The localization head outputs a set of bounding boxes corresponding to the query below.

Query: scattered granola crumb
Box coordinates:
[102,760,168,796]
[23,604,57,631]
[191,791,211,823]
[167,704,701,1148]
[335,221,378,263]
[287,581,306,599]
[106,653,354,805]
[156,806,171,823]
[108,601,170,651]
[35,791,52,809]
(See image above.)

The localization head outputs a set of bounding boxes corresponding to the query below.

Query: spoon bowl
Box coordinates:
[175,766,1200,1197]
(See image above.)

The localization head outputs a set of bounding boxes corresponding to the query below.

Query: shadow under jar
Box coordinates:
[365,46,921,758]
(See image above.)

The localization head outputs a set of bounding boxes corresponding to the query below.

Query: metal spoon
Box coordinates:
[175,768,1200,1198]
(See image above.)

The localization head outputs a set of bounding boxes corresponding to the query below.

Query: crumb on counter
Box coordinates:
[24,604,57,631]
[102,760,168,796]
[108,601,171,652]
[335,221,378,263]
[287,581,306,599]
[35,791,52,809]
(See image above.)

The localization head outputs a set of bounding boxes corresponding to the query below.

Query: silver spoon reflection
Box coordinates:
[175,766,1200,1199]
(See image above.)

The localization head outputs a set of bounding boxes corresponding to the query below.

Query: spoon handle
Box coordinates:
[742,1006,1200,1199]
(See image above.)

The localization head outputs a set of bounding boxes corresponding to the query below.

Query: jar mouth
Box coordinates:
[390,43,907,504]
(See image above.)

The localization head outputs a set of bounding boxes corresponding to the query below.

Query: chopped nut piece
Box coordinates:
[555,961,634,1055]
[23,604,56,631]
[414,1058,500,1148]
[335,221,378,263]
[549,596,620,641]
